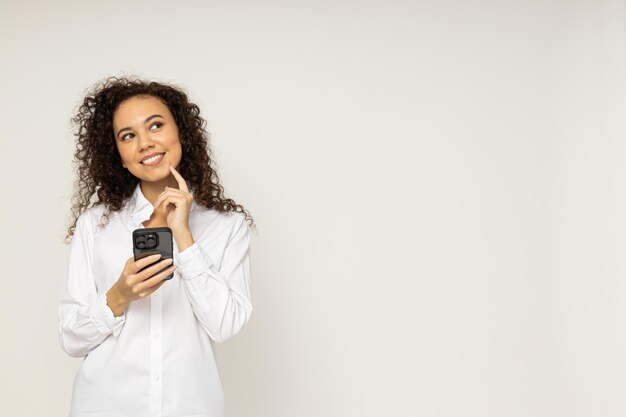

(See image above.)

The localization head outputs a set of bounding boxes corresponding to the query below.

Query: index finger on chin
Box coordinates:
[169,165,189,193]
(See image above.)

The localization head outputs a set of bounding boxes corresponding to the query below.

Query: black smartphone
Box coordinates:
[133,227,174,280]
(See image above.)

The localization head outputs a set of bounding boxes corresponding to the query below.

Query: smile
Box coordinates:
[141,153,165,166]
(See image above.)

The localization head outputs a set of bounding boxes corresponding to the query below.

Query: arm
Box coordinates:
[175,215,253,343]
[57,213,126,358]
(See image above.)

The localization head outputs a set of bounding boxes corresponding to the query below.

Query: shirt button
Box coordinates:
[154,334,160,340]
[154,375,160,381]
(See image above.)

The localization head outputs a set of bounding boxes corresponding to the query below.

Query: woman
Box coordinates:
[58,76,255,417]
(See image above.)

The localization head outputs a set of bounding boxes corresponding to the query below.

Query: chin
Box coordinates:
[130,168,167,181]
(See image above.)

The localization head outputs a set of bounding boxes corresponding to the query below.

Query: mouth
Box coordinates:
[141,153,165,166]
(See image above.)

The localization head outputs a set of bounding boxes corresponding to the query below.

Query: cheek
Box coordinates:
[165,132,182,151]
[167,128,181,145]
[116,147,129,160]
[168,141,183,165]
[116,146,136,166]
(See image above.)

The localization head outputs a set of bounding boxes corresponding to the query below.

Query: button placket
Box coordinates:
[150,283,163,417]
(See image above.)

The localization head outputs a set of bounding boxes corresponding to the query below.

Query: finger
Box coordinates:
[135,264,176,294]
[155,187,191,210]
[136,258,174,281]
[157,196,186,212]
[154,191,180,210]
[131,253,162,273]
[154,190,169,210]
[138,279,167,298]
[154,187,173,209]
[169,165,189,193]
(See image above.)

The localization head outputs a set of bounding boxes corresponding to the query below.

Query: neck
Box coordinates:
[140,175,180,206]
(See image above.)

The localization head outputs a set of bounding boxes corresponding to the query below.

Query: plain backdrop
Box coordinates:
[1,1,626,416]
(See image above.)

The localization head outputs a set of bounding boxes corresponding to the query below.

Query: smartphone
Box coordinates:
[133,227,174,280]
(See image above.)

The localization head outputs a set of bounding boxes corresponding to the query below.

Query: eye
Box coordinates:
[121,132,135,141]
[149,122,162,130]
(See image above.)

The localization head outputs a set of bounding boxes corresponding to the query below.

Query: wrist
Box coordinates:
[175,229,194,252]
[106,285,129,317]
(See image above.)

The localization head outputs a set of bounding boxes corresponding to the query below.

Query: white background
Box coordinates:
[1,1,625,416]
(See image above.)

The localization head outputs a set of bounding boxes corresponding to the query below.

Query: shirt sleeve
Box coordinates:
[174,214,253,343]
[58,212,126,358]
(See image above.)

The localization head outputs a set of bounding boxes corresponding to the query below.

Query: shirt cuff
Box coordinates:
[90,292,126,338]
[174,242,218,282]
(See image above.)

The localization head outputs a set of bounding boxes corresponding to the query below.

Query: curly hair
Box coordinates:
[64,76,255,244]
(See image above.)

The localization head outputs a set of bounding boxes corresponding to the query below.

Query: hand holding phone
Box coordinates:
[110,254,175,309]
[133,227,175,280]
[107,227,176,315]
[107,227,176,317]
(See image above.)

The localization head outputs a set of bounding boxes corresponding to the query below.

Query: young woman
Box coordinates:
[58,77,255,417]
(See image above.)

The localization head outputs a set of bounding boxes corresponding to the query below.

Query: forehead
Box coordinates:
[112,95,172,126]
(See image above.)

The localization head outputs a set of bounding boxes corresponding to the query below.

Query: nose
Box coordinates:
[137,130,155,152]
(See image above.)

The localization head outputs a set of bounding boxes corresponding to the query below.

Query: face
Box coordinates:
[112,95,182,182]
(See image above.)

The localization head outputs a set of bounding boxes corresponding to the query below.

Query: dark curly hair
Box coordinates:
[64,76,255,244]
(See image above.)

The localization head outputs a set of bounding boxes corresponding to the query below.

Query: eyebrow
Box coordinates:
[116,114,164,138]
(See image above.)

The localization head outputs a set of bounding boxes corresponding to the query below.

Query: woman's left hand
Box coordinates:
[154,165,194,243]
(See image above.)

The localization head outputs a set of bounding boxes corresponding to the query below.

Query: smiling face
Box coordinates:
[112,95,182,183]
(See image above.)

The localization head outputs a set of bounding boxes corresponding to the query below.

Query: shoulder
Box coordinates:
[221,211,249,242]
[75,204,107,232]
[195,205,246,226]
[193,207,248,238]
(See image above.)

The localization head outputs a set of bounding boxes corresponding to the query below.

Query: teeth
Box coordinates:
[143,153,163,164]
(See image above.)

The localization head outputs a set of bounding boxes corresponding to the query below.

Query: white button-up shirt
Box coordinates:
[58,182,253,417]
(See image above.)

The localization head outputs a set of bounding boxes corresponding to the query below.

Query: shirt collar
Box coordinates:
[129,181,198,227]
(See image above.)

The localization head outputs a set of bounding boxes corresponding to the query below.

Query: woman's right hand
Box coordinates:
[106,254,176,316]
